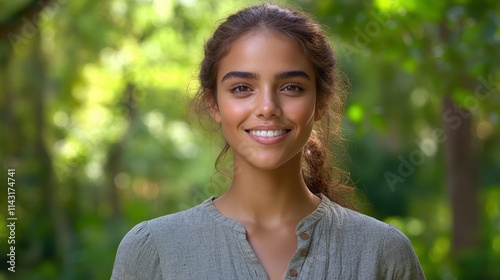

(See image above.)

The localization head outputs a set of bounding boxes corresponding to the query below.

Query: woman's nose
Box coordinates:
[255,88,281,119]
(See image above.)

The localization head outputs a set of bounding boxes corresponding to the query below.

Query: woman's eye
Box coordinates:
[230,85,251,93]
[282,84,303,92]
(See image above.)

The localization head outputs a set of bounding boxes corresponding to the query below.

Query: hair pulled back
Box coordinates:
[192,3,356,209]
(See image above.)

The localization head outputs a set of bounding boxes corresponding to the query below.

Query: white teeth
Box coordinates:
[248,130,288,137]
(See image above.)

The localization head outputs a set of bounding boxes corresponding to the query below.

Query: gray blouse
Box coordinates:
[112,195,425,279]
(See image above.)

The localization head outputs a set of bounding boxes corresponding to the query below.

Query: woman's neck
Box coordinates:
[213,153,321,229]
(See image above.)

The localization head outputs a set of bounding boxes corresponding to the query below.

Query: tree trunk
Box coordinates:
[442,96,479,252]
[0,42,17,157]
[105,82,137,219]
[33,35,75,264]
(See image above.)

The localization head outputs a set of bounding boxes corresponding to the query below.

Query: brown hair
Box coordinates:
[192,3,356,209]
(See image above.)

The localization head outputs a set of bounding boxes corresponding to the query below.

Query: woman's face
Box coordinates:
[212,30,317,171]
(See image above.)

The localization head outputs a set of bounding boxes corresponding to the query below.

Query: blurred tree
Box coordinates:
[0,0,266,278]
[0,0,52,39]
[300,0,499,278]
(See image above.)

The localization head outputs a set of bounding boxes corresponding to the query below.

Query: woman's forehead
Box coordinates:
[217,31,314,82]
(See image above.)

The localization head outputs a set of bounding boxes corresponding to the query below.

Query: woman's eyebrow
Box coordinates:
[221,71,259,82]
[274,70,310,80]
[220,70,311,83]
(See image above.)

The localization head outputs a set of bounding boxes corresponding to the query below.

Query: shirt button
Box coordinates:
[289,268,298,277]
[300,232,309,240]
[299,247,308,257]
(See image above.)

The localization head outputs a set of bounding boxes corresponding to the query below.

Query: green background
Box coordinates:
[0,0,499,279]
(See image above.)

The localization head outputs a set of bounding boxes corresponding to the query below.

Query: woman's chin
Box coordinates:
[234,152,301,173]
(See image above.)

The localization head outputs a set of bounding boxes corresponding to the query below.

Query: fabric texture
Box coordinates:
[112,195,425,279]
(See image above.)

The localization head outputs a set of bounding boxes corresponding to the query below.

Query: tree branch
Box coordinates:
[0,0,54,40]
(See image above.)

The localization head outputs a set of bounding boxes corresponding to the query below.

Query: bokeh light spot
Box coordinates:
[114,173,131,190]
[429,236,450,262]
[347,104,364,123]
[411,88,429,107]
[406,218,425,236]
[476,120,494,140]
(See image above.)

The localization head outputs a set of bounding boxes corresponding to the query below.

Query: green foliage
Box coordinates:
[301,0,500,278]
[0,0,498,279]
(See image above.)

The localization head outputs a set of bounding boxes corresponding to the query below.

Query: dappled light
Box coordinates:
[0,0,498,279]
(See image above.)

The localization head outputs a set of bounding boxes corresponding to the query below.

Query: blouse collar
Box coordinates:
[200,194,331,235]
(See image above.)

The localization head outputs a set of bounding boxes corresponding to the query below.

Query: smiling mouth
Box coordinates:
[246,129,291,137]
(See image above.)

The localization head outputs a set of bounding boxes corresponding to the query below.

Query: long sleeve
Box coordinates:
[111,221,163,280]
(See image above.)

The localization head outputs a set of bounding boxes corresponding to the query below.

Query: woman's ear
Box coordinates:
[205,91,221,123]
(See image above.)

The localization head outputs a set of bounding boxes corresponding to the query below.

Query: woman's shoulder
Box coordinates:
[320,198,425,278]
[147,200,209,231]
[111,199,213,279]
[323,198,405,241]
[120,205,200,239]
[129,198,215,244]
[112,220,162,279]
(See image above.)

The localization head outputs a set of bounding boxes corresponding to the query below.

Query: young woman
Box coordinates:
[112,3,425,279]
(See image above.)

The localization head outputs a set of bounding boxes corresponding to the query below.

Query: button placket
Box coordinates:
[298,232,310,260]
[299,247,308,257]
[289,268,298,277]
[299,232,309,240]
[285,231,311,278]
